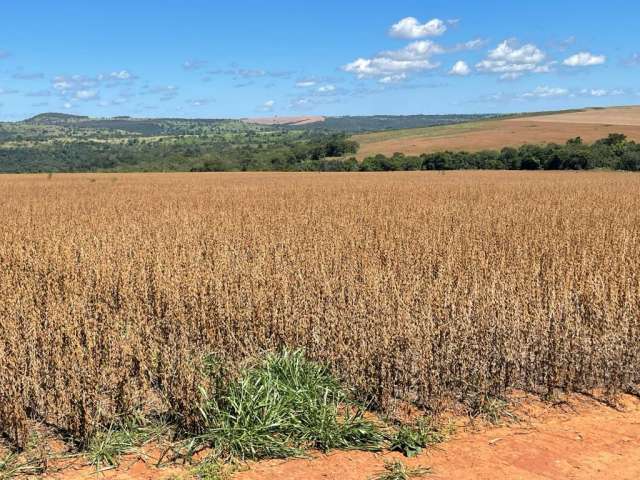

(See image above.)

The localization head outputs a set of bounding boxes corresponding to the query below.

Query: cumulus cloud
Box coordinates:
[449,60,470,76]
[343,40,443,80]
[563,52,606,67]
[52,75,94,93]
[344,56,439,79]
[476,40,551,79]
[389,17,447,38]
[381,40,444,60]
[50,71,134,102]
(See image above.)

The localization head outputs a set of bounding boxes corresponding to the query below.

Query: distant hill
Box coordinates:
[243,114,504,133]
[289,114,504,133]
[12,112,506,137]
[244,116,326,126]
[19,114,235,136]
[25,112,90,125]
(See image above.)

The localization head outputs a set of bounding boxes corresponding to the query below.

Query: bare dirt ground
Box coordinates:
[354,106,640,158]
[44,394,640,480]
[518,106,640,126]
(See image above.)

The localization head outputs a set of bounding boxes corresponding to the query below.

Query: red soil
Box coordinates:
[43,393,640,480]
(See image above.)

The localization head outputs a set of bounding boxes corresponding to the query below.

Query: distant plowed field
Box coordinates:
[354,106,640,158]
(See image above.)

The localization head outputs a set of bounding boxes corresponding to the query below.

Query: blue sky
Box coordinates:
[0,0,638,120]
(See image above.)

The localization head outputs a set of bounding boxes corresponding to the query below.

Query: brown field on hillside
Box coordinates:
[521,105,640,126]
[354,106,640,158]
[1,171,639,457]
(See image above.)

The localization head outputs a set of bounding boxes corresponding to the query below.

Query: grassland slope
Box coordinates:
[354,106,640,158]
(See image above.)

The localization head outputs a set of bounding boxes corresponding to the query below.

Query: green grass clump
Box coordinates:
[0,452,44,479]
[389,418,447,457]
[86,418,166,469]
[193,457,236,480]
[194,349,383,461]
[370,460,432,480]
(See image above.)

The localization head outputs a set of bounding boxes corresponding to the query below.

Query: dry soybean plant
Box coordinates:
[0,171,639,449]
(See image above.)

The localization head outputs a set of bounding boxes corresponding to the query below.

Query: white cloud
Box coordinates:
[109,70,132,80]
[53,79,73,91]
[451,38,486,51]
[489,40,545,63]
[290,98,312,110]
[379,73,407,84]
[343,40,442,80]
[517,86,625,100]
[551,36,576,51]
[317,84,336,93]
[344,56,439,78]
[75,89,98,100]
[449,60,470,76]
[188,98,214,107]
[563,52,606,67]
[256,99,276,112]
[476,40,550,79]
[296,80,316,88]
[521,86,569,98]
[389,17,447,38]
[63,102,72,109]
[579,88,624,97]
[381,40,444,60]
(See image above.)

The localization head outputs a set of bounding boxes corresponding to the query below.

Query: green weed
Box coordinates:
[193,350,383,461]
[389,417,447,457]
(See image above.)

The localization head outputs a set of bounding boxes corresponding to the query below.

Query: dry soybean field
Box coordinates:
[1,171,639,459]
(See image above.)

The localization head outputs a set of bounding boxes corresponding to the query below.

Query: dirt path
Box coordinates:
[46,395,640,480]
[237,397,640,480]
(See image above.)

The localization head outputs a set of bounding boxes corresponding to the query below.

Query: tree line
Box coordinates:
[1,132,639,173]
